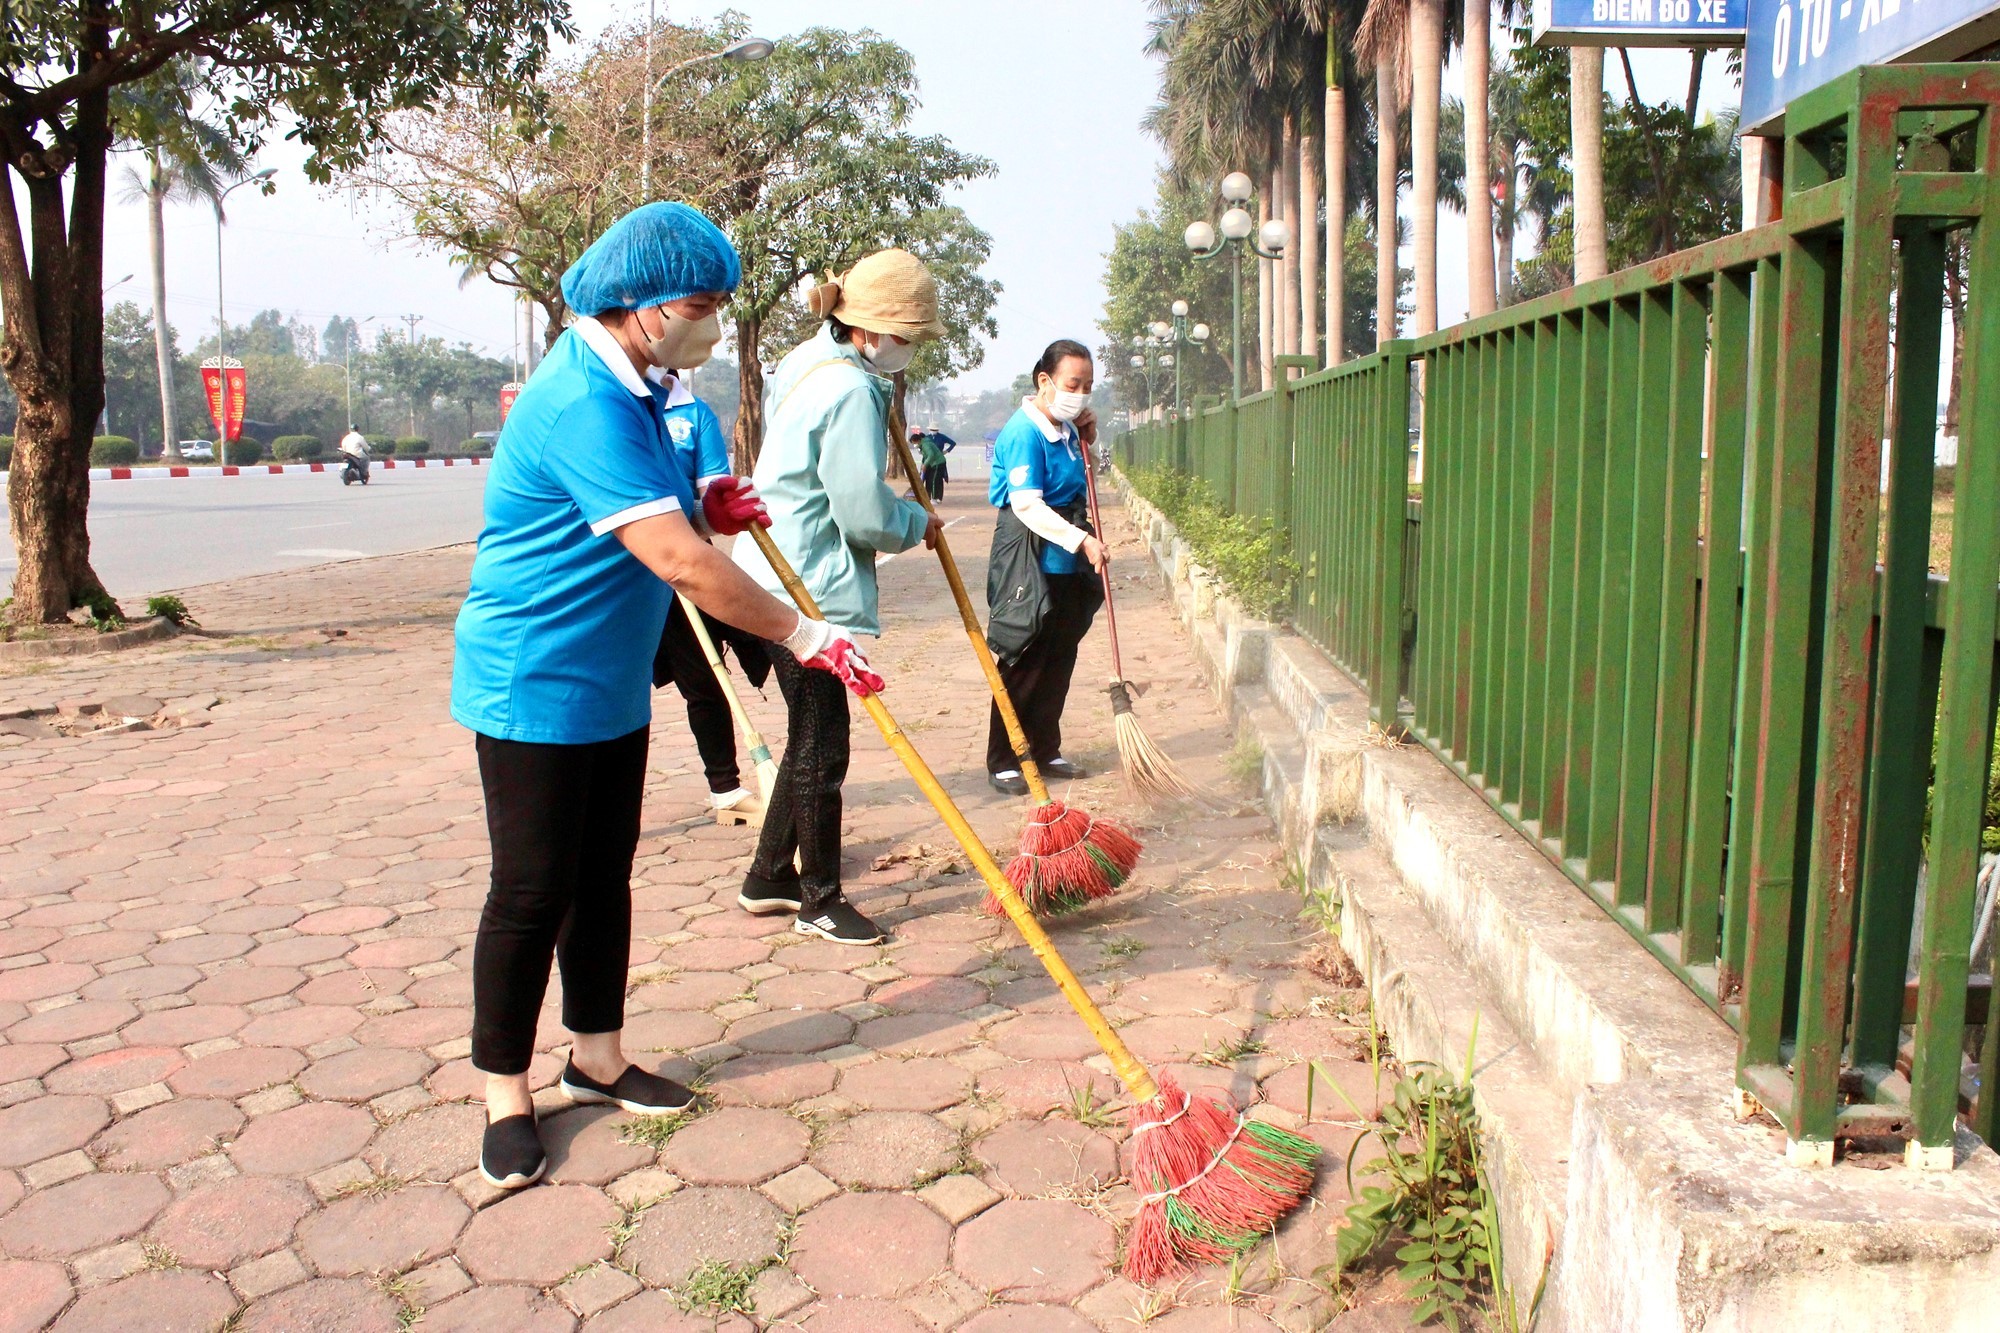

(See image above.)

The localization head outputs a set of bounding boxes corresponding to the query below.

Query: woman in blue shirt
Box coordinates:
[451,203,882,1190]
[983,339,1109,793]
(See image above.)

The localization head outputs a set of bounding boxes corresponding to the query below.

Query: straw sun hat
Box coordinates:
[805,249,946,341]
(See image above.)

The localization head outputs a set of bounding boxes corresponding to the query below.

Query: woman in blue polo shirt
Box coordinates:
[984,339,1109,793]
[451,203,882,1190]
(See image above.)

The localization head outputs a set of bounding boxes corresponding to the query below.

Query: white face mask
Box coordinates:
[1045,389,1090,422]
[642,309,723,371]
[860,335,915,375]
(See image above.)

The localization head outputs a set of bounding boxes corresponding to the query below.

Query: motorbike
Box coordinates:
[339,450,371,486]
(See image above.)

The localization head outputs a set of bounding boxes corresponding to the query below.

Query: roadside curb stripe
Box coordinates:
[0,456,490,483]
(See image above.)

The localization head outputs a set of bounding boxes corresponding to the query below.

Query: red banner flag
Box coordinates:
[499,382,521,423]
[200,359,247,442]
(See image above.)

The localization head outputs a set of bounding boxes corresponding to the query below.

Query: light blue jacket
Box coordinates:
[732,324,928,635]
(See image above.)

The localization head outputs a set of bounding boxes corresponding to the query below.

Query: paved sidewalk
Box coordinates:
[0,488,1400,1331]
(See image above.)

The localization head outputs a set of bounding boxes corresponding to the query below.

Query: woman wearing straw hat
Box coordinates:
[731,248,947,945]
[984,339,1108,795]
[452,202,883,1189]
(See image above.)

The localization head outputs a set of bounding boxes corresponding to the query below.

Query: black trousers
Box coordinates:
[471,726,648,1075]
[987,573,1100,773]
[653,598,741,793]
[749,647,850,909]
[922,462,947,501]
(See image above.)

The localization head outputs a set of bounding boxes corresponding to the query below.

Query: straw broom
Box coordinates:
[888,411,1139,915]
[746,522,1317,1280]
[1081,448,1196,800]
[681,603,780,802]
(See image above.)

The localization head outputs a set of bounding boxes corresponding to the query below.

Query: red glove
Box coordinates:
[786,618,885,697]
[701,475,769,536]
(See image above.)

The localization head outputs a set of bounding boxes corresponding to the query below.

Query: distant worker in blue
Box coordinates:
[451,202,883,1191]
[913,426,954,502]
[646,351,773,829]
[983,338,1108,795]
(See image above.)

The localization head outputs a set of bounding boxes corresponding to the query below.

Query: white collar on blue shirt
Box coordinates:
[573,316,651,398]
[1020,396,1073,445]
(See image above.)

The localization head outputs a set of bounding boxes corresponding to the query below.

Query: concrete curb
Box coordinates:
[0,456,487,484]
[1112,470,2000,1332]
[0,615,177,660]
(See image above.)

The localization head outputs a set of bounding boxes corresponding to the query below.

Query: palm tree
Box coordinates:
[1462,0,1495,316]
[1442,56,1562,308]
[1570,47,1608,281]
[1357,0,1407,346]
[1408,0,1444,334]
[1324,31,1347,361]
[114,63,248,461]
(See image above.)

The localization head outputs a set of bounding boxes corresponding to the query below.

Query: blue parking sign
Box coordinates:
[1533,0,1748,46]
[1742,0,2000,130]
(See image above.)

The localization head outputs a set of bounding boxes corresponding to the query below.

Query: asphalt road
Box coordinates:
[0,467,490,606]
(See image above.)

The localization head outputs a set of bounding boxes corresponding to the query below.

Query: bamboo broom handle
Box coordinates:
[886,416,1051,805]
[748,524,1157,1103]
[681,603,777,789]
[1081,450,1128,683]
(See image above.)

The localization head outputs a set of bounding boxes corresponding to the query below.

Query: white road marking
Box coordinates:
[877,515,966,568]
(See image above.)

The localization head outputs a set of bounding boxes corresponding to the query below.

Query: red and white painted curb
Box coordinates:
[69,456,487,482]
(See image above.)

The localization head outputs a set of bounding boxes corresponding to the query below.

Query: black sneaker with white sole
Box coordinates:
[988,769,1029,797]
[480,1113,546,1189]
[738,869,803,916]
[793,895,886,946]
[1042,756,1089,781]
[559,1059,698,1116]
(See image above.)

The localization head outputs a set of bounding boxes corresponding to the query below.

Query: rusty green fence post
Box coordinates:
[1373,343,1413,724]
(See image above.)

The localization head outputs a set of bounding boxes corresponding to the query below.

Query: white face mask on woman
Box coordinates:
[1044,389,1090,422]
[860,335,915,375]
[642,309,723,371]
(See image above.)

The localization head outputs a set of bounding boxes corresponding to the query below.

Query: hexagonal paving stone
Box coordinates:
[664,938,771,971]
[299,1047,436,1102]
[703,1053,838,1107]
[885,941,989,976]
[167,1045,306,1098]
[628,971,745,1012]
[725,1009,855,1055]
[119,1003,250,1046]
[660,1107,811,1186]
[229,1100,377,1175]
[0,1094,110,1168]
[810,1111,959,1190]
[790,1192,951,1299]
[355,1005,468,1049]
[584,1290,755,1333]
[7,1000,135,1044]
[456,1184,618,1284]
[867,975,987,1013]
[0,961,95,1004]
[0,1171,22,1221]
[296,968,414,1007]
[540,1107,655,1186]
[974,1119,1119,1196]
[835,1057,973,1112]
[364,1102,484,1182]
[45,1045,187,1097]
[295,904,393,935]
[853,1012,978,1057]
[421,1286,576,1333]
[1145,1310,1283,1331]
[755,970,867,1010]
[0,1259,70,1333]
[148,1174,312,1269]
[0,1171,170,1258]
[976,1061,1119,1117]
[296,1184,470,1277]
[789,1300,930,1332]
[623,1186,785,1288]
[957,1308,1096,1333]
[987,1013,1103,1062]
[237,1004,365,1048]
[80,964,202,1002]
[1260,1058,1382,1120]
[186,966,304,1005]
[49,1270,235,1333]
[90,1098,243,1171]
[0,1043,64,1084]
[237,1277,401,1333]
[622,1009,724,1054]
[954,1199,1115,1303]
[1117,1015,1250,1064]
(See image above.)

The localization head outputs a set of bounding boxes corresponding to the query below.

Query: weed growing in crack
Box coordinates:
[1061,1082,1119,1129]
[674,1258,765,1315]
[619,1104,704,1150]
[1193,1033,1269,1068]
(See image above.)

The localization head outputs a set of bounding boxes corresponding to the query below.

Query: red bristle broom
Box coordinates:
[747,524,1318,1282]
[886,408,1140,916]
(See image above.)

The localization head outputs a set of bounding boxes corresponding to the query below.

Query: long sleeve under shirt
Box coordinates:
[989,399,1090,576]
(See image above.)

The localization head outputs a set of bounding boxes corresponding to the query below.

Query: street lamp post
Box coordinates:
[640,12,775,198]
[1150,302,1210,416]
[1128,337,1174,416]
[212,169,276,468]
[343,316,379,426]
[1183,171,1286,400]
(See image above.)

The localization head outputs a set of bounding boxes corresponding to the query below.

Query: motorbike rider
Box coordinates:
[338,426,370,481]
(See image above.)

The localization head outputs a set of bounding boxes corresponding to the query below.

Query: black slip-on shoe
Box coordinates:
[1042,756,1089,781]
[988,770,1029,797]
[794,896,887,946]
[738,869,803,916]
[480,1113,546,1189]
[559,1059,698,1116]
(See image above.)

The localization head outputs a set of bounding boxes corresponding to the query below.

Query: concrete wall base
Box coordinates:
[1116,475,2000,1331]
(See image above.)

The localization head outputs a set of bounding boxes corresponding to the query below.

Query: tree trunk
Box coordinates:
[1464,0,1496,318]
[1571,46,1609,283]
[732,314,766,472]
[1300,130,1321,365]
[1328,85,1347,363]
[1258,188,1275,390]
[146,156,180,460]
[1411,0,1443,334]
[1496,142,1517,307]
[1279,115,1300,359]
[1376,55,1400,346]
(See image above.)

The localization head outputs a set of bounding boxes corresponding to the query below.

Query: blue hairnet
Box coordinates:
[560,202,742,315]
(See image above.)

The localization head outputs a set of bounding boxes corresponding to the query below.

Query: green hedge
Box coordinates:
[272,435,326,461]
[459,438,489,456]
[1127,465,1299,619]
[225,437,264,464]
[91,436,139,465]
[394,436,432,456]
[364,434,395,453]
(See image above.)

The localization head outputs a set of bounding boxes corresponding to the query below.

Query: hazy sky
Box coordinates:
[100,2,1741,395]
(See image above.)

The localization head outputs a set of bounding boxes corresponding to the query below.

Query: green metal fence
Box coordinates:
[1118,65,2000,1164]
